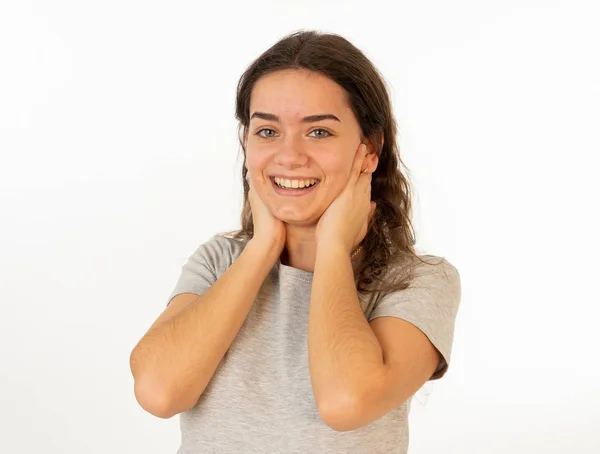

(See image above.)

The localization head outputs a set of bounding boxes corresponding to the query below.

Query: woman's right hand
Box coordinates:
[246,172,287,254]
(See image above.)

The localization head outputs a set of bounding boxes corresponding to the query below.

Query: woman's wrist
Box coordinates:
[246,237,284,261]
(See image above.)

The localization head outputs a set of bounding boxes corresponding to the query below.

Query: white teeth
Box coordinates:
[274,177,317,189]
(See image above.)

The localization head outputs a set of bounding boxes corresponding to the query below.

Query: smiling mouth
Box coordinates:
[271,177,320,190]
[269,177,321,195]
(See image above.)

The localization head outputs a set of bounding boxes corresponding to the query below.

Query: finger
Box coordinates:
[354,144,368,182]
[360,147,371,176]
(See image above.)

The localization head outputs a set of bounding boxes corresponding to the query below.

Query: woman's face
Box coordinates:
[245,68,366,226]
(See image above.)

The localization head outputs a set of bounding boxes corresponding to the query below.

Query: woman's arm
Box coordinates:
[308,243,385,427]
[308,244,454,432]
[129,238,280,419]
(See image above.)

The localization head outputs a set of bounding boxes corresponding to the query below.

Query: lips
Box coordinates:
[269,177,320,196]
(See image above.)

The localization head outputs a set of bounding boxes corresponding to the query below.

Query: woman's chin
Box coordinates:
[275,211,322,227]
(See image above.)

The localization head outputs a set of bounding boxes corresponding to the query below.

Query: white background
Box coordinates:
[1,0,599,452]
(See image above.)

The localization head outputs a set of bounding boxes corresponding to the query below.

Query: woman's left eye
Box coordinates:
[308,129,331,139]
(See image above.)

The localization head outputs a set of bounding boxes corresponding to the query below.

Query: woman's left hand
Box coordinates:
[315,143,378,255]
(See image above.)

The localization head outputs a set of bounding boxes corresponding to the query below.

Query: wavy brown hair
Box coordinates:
[220,29,443,294]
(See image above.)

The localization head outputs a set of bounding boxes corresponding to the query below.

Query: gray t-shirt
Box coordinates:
[167,234,461,453]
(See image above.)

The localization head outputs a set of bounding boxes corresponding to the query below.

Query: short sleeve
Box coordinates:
[166,235,235,306]
[368,257,461,380]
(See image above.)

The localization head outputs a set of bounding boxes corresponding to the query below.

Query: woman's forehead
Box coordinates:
[250,70,349,119]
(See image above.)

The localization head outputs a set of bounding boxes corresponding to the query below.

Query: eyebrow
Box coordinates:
[250,112,341,123]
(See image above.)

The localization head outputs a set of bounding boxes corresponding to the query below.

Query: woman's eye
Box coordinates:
[256,128,277,138]
[309,129,331,139]
[255,128,331,139]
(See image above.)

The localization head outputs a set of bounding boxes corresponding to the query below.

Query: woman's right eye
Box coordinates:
[256,128,277,139]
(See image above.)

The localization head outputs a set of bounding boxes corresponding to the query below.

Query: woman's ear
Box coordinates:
[366,136,382,170]
[374,152,380,166]
[366,133,384,155]
[360,134,382,171]
[369,153,379,172]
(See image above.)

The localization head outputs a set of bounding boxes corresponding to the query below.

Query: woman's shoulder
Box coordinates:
[208,231,250,259]
[182,232,250,275]
[413,254,460,280]
[372,252,459,295]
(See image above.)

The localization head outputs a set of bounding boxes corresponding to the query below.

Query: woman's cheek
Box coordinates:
[246,146,271,168]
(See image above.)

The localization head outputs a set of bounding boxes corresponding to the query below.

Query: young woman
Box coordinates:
[130,30,461,453]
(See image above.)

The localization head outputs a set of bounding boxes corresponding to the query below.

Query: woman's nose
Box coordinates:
[273,136,309,168]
